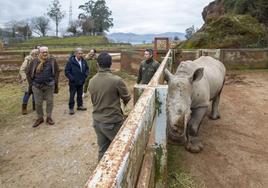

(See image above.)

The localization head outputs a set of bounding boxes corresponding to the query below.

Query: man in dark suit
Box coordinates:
[65,48,89,115]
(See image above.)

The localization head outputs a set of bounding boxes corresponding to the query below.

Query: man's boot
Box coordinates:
[32,101,35,111]
[22,104,27,115]
[32,117,44,128]
[46,117,55,125]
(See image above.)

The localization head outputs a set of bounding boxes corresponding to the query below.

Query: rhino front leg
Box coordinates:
[210,92,221,120]
[185,107,208,153]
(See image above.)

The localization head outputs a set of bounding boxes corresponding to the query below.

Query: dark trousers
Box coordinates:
[22,92,35,104]
[93,120,123,161]
[69,84,83,109]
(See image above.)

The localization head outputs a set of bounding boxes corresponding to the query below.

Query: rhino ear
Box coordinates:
[191,67,204,83]
[164,68,173,82]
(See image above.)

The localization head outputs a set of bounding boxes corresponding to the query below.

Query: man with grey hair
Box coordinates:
[27,46,60,127]
[65,48,89,115]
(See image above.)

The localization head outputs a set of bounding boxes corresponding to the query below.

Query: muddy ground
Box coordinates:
[169,70,268,188]
[0,69,268,188]
[0,63,136,188]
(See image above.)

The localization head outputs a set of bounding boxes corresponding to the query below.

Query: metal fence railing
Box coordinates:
[84,50,174,188]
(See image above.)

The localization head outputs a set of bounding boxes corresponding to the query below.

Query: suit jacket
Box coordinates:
[64,55,89,85]
[26,57,60,93]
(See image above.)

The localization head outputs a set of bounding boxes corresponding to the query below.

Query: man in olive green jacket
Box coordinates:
[89,52,131,161]
[137,49,160,84]
[83,49,98,97]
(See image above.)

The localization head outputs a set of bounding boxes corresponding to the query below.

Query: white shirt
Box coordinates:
[75,57,82,72]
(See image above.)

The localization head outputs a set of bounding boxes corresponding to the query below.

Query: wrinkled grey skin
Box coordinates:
[165,56,226,153]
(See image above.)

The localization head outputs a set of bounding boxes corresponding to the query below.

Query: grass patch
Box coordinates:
[167,144,197,188]
[10,36,108,47]
[7,36,133,51]
[0,83,22,126]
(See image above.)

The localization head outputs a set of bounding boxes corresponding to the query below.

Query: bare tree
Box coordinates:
[5,20,31,40]
[47,0,65,37]
[5,20,18,38]
[31,16,50,37]
[17,20,32,40]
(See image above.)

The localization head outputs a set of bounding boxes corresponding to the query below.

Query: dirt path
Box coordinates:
[1,70,268,188]
[170,70,268,188]
[0,64,136,188]
[0,84,99,188]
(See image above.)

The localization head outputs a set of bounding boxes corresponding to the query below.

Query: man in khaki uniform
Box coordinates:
[89,52,131,161]
[137,49,160,84]
[83,48,98,97]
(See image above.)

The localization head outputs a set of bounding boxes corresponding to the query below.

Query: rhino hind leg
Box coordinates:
[210,92,222,120]
[185,107,207,153]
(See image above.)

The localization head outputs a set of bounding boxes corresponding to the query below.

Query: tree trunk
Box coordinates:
[56,22,58,37]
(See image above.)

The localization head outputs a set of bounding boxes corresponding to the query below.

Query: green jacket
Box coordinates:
[89,68,131,124]
[86,56,99,80]
[137,59,160,84]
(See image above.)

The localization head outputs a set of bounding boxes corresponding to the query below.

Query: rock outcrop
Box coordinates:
[181,0,268,48]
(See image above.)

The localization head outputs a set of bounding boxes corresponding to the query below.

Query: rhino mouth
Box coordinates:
[168,115,185,139]
[171,123,185,136]
[168,124,186,144]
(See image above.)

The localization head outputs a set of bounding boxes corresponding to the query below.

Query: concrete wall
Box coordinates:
[121,48,268,75]
[220,49,268,69]
[121,50,144,75]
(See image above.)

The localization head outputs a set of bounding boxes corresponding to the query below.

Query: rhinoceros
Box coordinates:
[165,56,226,153]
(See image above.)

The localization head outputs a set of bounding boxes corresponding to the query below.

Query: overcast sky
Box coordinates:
[0,0,214,34]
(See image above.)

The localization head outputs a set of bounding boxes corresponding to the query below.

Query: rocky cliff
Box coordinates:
[181,0,268,48]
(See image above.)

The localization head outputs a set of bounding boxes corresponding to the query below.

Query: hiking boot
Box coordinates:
[69,109,75,115]
[77,106,87,111]
[22,104,27,115]
[32,117,44,128]
[46,117,55,125]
